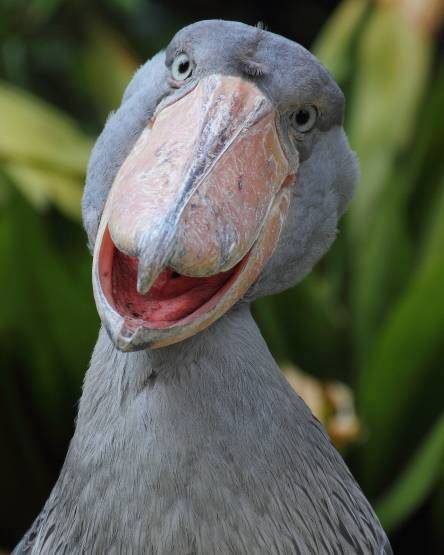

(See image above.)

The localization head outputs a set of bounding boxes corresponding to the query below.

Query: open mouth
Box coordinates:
[99,227,249,331]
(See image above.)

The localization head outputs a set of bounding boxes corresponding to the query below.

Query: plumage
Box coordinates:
[15,20,391,554]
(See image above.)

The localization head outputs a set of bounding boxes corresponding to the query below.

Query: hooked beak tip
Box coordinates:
[115,323,139,352]
[136,275,150,296]
[136,256,165,295]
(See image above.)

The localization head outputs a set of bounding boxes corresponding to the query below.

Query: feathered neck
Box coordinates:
[27,302,388,553]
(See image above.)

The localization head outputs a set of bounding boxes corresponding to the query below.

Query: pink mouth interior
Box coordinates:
[99,229,247,330]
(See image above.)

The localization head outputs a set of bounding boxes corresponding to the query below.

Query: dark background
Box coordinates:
[1,0,444,552]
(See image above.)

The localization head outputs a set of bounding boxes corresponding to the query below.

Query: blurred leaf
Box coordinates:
[357,208,444,483]
[376,413,444,532]
[0,81,92,173]
[313,0,369,82]
[347,1,436,369]
[349,170,413,362]
[350,62,444,363]
[420,176,444,277]
[0,180,91,540]
[0,184,97,408]
[431,475,444,543]
[108,0,140,14]
[4,163,49,212]
[348,4,431,238]
[257,271,347,380]
[82,21,139,119]
[30,0,63,22]
[385,0,444,35]
[4,161,83,220]
[0,185,62,410]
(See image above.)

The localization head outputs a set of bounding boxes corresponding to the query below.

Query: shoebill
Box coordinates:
[14,20,392,555]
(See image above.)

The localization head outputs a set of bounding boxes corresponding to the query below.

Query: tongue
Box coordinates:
[111,248,235,327]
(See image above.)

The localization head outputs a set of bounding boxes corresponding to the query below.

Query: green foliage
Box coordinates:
[81,21,139,118]
[311,0,444,533]
[312,0,369,83]
[0,81,92,174]
[375,412,444,532]
[1,0,444,551]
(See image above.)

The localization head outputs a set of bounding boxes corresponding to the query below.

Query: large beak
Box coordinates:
[93,74,296,351]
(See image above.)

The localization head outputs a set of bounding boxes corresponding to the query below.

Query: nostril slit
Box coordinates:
[171,271,180,279]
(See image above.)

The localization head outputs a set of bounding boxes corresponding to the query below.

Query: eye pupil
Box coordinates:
[178,60,189,74]
[295,109,310,126]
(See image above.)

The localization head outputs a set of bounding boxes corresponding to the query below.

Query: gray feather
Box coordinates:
[19,306,390,554]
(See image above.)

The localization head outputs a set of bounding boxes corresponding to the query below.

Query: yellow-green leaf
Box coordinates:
[420,176,444,277]
[4,161,83,220]
[0,81,93,174]
[348,4,431,237]
[313,0,369,82]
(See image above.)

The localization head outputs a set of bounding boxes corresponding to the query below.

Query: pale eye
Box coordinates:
[171,53,194,81]
[290,106,318,133]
